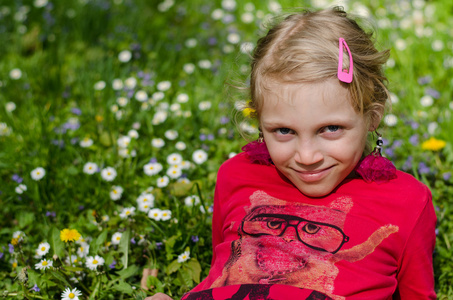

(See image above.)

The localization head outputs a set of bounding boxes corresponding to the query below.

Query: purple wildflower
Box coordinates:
[417,75,432,85]
[78,205,85,210]
[155,242,163,250]
[149,157,157,163]
[8,244,14,253]
[392,140,403,149]
[71,108,82,115]
[418,162,430,174]
[0,252,3,259]
[207,134,215,141]
[220,116,230,125]
[130,238,136,244]
[425,87,440,99]
[191,235,199,243]
[12,174,23,183]
[46,211,56,217]
[442,172,451,181]
[31,284,40,292]
[199,134,207,141]
[409,134,419,145]
[109,260,117,269]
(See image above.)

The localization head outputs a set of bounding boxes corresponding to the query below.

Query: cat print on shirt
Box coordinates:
[210,191,399,300]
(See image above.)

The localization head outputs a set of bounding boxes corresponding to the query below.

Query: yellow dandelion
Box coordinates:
[95,115,104,122]
[11,238,19,246]
[242,107,256,118]
[60,229,81,243]
[421,137,446,151]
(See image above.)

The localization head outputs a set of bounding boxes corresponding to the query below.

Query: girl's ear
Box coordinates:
[367,106,384,132]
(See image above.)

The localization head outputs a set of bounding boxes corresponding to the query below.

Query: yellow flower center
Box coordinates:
[113,190,118,194]
[12,262,17,268]
[116,237,121,240]
[107,172,111,175]
[42,261,48,266]
[126,211,130,215]
[69,292,75,299]
[41,247,46,251]
[93,259,98,264]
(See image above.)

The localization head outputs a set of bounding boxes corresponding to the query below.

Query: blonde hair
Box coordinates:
[249,7,390,126]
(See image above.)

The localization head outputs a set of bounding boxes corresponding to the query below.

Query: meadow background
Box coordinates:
[0,0,452,299]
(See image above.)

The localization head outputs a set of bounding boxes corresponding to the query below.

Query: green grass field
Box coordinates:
[1,0,452,298]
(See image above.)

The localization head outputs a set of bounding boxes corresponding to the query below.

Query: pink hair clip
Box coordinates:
[337,38,353,83]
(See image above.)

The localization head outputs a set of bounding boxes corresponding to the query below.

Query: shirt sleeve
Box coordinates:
[394,189,437,299]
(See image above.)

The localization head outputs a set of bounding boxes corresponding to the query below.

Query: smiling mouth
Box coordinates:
[293,166,334,182]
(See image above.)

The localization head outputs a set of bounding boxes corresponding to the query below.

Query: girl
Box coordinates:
[148,7,436,300]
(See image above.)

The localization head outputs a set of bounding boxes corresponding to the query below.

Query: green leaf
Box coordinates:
[166,259,181,275]
[27,269,43,286]
[165,235,179,261]
[49,227,65,258]
[63,266,84,272]
[90,229,108,255]
[17,211,34,229]
[179,267,193,287]
[186,258,201,283]
[146,276,164,293]
[116,264,139,279]
[112,280,133,295]
[118,228,130,269]
[49,270,70,286]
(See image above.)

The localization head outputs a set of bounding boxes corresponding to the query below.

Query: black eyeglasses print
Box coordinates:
[241,213,349,254]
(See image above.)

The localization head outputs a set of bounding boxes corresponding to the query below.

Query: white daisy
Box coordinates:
[117,136,131,148]
[177,251,190,263]
[136,193,155,206]
[157,81,171,91]
[79,137,93,148]
[116,96,128,107]
[166,153,183,165]
[35,259,53,270]
[61,287,82,300]
[124,77,137,89]
[152,91,165,101]
[241,12,254,24]
[166,166,182,179]
[157,176,170,188]
[9,68,22,80]
[175,141,186,151]
[30,167,46,181]
[192,149,208,164]
[110,185,123,201]
[15,184,27,194]
[227,32,240,44]
[152,111,167,125]
[183,63,195,74]
[83,162,98,175]
[5,101,16,112]
[101,167,117,181]
[177,178,191,184]
[170,103,181,112]
[118,50,132,62]
[384,114,398,127]
[111,232,122,245]
[13,231,26,242]
[180,160,192,170]
[161,209,172,221]
[148,208,162,221]
[1,123,12,136]
[198,101,211,111]
[112,79,124,90]
[420,95,433,107]
[36,242,50,256]
[211,8,224,20]
[151,138,165,148]
[176,93,189,103]
[119,207,136,219]
[135,90,148,102]
[128,129,139,139]
[184,195,200,207]
[164,130,178,140]
[85,255,105,271]
[138,201,152,213]
[185,38,197,48]
[143,162,163,176]
[76,243,89,257]
[198,60,212,69]
[65,254,81,265]
[94,81,106,90]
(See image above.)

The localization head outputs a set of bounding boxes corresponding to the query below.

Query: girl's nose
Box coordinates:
[294,139,323,166]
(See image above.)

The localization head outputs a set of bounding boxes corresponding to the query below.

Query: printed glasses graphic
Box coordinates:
[241,213,349,254]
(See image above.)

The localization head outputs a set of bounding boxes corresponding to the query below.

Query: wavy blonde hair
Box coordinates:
[249,7,390,128]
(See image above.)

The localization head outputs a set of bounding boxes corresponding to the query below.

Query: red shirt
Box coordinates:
[185,152,436,300]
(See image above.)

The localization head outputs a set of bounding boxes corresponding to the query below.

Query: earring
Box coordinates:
[241,129,272,165]
[355,131,397,184]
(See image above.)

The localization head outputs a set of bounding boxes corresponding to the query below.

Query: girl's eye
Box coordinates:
[277,128,292,135]
[324,125,340,133]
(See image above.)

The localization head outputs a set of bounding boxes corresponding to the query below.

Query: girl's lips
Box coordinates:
[294,166,334,182]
